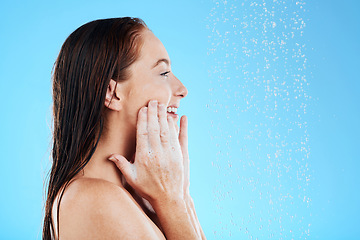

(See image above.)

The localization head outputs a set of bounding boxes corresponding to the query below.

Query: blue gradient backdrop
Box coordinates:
[0,0,359,239]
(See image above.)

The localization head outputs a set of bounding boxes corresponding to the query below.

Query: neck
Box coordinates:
[77,111,136,188]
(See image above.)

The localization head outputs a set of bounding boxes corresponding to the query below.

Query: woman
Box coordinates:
[42,17,206,239]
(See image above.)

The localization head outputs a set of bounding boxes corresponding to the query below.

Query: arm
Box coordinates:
[151,196,200,240]
[185,194,207,240]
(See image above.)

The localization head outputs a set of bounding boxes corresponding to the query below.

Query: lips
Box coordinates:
[167,112,178,116]
[167,111,179,121]
[165,104,178,121]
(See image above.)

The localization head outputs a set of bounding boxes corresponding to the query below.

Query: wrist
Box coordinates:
[150,193,200,240]
[150,194,186,212]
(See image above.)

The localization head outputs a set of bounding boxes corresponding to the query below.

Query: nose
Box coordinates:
[174,75,188,98]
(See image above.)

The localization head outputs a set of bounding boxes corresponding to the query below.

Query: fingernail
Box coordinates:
[150,100,158,106]
[108,156,117,162]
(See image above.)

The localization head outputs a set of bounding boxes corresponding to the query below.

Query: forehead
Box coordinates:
[138,30,170,63]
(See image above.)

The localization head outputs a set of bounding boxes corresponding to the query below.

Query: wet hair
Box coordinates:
[42,17,148,240]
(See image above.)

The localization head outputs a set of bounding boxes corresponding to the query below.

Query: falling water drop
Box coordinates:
[207,0,312,238]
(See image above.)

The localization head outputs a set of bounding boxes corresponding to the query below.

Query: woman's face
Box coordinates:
[119,29,188,129]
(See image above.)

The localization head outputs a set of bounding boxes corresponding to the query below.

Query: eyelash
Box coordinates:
[161,71,170,77]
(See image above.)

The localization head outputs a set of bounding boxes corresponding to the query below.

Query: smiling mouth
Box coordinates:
[166,106,178,114]
[166,105,178,118]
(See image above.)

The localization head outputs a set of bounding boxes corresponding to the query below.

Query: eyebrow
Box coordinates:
[152,58,171,69]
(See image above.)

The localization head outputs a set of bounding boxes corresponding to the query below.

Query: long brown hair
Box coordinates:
[43,17,148,240]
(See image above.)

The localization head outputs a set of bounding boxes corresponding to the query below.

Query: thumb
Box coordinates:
[108,154,136,181]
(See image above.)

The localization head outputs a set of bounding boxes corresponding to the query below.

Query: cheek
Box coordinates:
[140,82,171,103]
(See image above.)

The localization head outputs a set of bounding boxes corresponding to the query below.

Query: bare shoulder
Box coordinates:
[57,178,164,240]
[60,177,127,205]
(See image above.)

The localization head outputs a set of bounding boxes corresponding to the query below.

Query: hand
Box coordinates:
[108,100,187,204]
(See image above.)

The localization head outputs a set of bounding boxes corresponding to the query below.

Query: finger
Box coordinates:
[179,115,189,161]
[168,115,181,151]
[174,118,179,136]
[179,115,188,150]
[136,106,149,153]
[158,103,170,146]
[147,100,161,149]
[108,154,137,183]
[179,116,190,193]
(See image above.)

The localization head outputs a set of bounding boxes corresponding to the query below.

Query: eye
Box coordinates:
[160,71,170,78]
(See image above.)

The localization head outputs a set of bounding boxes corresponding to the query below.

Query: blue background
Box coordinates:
[0,0,359,239]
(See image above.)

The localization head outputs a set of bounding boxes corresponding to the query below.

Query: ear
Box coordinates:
[105,79,122,111]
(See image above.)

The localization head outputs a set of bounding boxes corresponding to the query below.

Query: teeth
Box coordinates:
[167,107,178,113]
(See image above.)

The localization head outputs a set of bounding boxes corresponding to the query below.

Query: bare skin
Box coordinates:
[52,30,206,239]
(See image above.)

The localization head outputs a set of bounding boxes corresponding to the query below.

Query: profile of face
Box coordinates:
[106,29,188,130]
